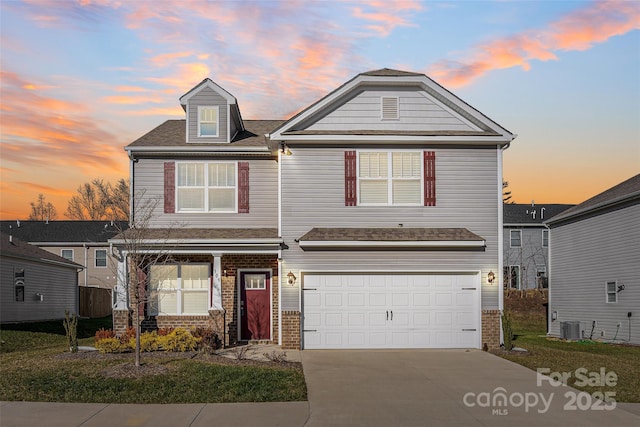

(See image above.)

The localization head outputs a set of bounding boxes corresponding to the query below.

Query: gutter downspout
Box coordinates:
[83,243,88,287]
[277,140,283,347]
[128,152,135,224]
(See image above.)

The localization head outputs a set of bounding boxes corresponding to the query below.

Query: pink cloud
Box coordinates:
[351,0,423,37]
[429,0,640,87]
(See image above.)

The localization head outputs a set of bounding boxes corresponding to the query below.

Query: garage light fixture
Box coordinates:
[287,271,297,286]
[280,144,292,156]
[487,271,495,284]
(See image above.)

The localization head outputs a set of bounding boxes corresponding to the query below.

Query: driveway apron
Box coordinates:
[301,349,640,427]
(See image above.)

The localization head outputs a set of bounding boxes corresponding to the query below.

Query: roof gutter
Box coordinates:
[124,146,272,153]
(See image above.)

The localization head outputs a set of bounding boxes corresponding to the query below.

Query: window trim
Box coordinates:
[605,281,618,304]
[504,265,521,290]
[95,249,107,268]
[356,150,423,206]
[175,161,238,213]
[542,229,549,248]
[149,263,211,316]
[61,249,74,262]
[198,105,220,138]
[510,230,522,248]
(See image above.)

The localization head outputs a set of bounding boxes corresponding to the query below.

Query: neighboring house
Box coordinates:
[503,203,574,289]
[0,221,126,290]
[1,232,82,323]
[546,174,640,344]
[112,69,515,350]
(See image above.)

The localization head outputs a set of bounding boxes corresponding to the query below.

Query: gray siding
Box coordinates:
[305,87,479,132]
[1,256,78,323]
[548,203,640,344]
[503,226,548,289]
[134,157,278,229]
[187,87,228,143]
[280,146,500,311]
[39,245,117,289]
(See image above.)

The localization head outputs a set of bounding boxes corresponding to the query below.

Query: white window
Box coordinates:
[149,264,210,315]
[61,249,74,262]
[198,106,219,137]
[510,230,522,248]
[606,281,618,303]
[95,249,107,268]
[245,274,266,290]
[358,151,421,205]
[542,229,549,247]
[381,96,399,120]
[176,162,236,212]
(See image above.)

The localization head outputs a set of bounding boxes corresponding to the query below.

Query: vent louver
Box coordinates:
[381,97,399,120]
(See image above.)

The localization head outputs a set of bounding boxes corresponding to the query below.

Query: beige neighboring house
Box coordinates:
[1,232,82,323]
[0,221,126,290]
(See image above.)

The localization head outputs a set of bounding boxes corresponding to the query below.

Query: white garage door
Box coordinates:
[302,273,480,349]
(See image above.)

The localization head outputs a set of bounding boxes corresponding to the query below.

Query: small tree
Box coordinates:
[28,194,58,221]
[110,195,175,367]
[502,310,514,351]
[503,180,515,204]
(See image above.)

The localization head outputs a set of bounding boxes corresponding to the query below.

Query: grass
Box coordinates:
[498,309,640,403]
[0,318,307,403]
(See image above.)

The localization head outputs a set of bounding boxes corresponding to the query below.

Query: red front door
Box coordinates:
[240,271,271,340]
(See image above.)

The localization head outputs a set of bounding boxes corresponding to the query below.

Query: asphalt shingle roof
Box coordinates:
[0,221,127,244]
[128,119,285,148]
[0,233,82,268]
[503,204,575,225]
[111,228,279,241]
[298,227,484,242]
[546,174,640,225]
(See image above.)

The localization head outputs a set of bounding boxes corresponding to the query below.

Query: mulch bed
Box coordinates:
[54,350,302,379]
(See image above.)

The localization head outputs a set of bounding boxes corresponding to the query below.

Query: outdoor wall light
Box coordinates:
[552,311,558,321]
[287,271,297,286]
[487,271,495,284]
[280,144,292,156]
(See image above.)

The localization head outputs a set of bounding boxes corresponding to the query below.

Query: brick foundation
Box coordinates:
[482,309,501,349]
[113,309,129,335]
[281,311,301,350]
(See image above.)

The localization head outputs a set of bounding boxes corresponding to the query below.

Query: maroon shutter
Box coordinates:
[137,268,147,317]
[424,151,436,206]
[238,162,250,213]
[164,162,175,213]
[345,151,357,206]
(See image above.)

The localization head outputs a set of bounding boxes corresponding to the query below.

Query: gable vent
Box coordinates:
[381,97,399,120]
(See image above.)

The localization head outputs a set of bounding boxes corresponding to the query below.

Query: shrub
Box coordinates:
[502,310,514,351]
[128,331,159,352]
[95,328,116,343]
[157,327,174,336]
[191,327,221,352]
[63,311,78,353]
[158,328,200,352]
[119,326,137,344]
[95,337,123,353]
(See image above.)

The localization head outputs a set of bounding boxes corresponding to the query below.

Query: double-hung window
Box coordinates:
[176,162,237,212]
[542,229,549,247]
[606,281,618,303]
[61,249,74,262]
[198,106,219,137]
[95,249,107,268]
[510,230,522,248]
[149,264,210,315]
[358,151,421,205]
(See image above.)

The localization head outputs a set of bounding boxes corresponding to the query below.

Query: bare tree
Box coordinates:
[28,194,58,221]
[110,195,174,367]
[503,180,515,204]
[65,178,129,220]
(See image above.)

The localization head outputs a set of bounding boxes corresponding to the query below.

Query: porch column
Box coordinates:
[211,255,223,310]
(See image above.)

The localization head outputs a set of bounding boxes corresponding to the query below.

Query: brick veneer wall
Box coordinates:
[281,311,301,350]
[113,309,129,335]
[482,309,501,349]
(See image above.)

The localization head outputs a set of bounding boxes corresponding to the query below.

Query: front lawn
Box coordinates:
[497,311,640,403]
[0,318,307,403]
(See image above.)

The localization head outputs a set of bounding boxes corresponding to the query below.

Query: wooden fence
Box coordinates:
[79,287,112,318]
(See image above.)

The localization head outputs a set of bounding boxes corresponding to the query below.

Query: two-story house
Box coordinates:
[112,69,515,350]
[502,204,574,289]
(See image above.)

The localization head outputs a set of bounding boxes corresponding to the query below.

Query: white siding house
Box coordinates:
[546,174,640,344]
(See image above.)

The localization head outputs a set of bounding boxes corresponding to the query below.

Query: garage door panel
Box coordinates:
[303,273,480,349]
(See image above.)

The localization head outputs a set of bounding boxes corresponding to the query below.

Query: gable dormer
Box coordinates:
[179,78,244,144]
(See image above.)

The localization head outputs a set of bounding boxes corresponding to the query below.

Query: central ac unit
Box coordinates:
[560,321,581,340]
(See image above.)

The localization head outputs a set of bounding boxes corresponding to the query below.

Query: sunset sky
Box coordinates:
[1,0,639,220]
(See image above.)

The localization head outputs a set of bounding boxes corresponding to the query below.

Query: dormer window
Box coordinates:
[198,106,219,137]
[381,96,399,120]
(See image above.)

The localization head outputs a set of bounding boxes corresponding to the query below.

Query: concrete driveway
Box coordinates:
[301,349,640,427]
